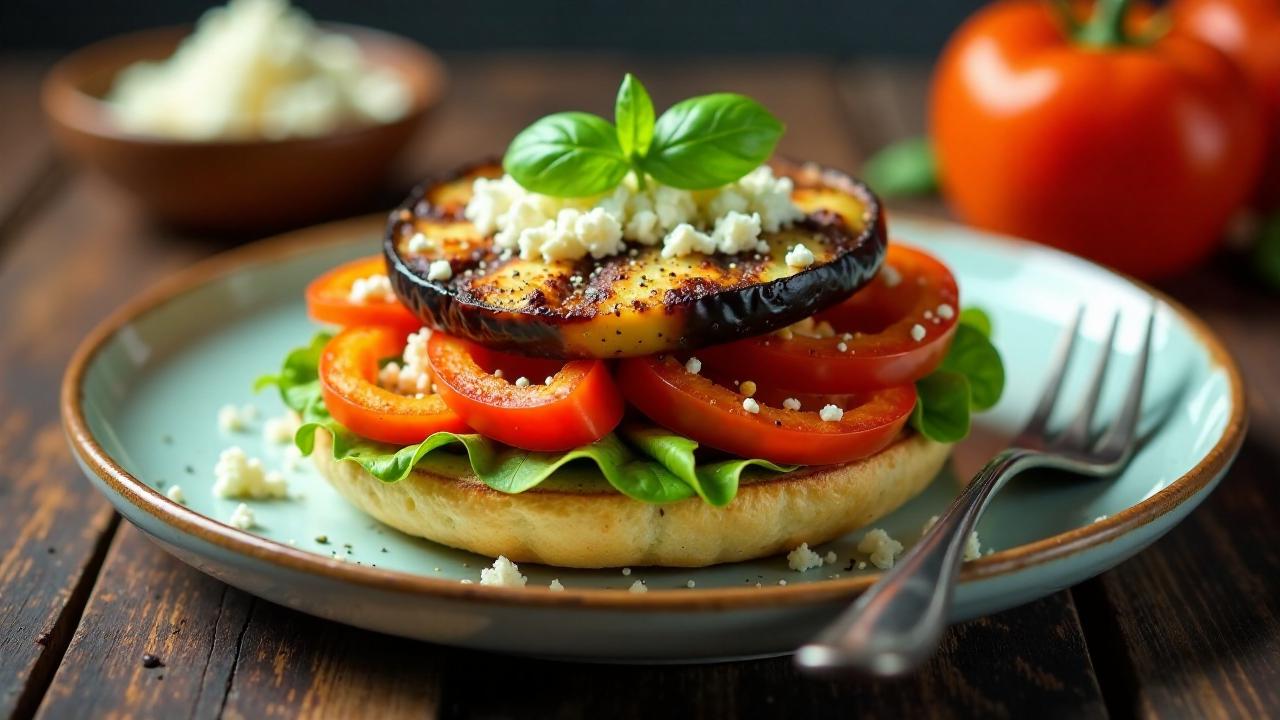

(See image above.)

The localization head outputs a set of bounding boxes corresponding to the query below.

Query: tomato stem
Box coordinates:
[1076,0,1132,47]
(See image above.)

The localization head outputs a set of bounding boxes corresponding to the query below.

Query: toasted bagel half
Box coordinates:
[312,431,950,568]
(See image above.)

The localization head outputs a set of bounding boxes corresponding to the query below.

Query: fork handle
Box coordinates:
[795,447,1044,677]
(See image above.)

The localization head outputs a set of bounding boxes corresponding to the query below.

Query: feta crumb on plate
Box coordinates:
[263,414,299,444]
[922,515,983,561]
[857,528,904,570]
[628,580,647,593]
[228,503,255,530]
[217,403,255,432]
[479,556,527,587]
[165,485,186,503]
[549,579,565,592]
[213,446,288,499]
[787,542,824,572]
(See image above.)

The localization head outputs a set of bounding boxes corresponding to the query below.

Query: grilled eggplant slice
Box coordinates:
[385,160,886,359]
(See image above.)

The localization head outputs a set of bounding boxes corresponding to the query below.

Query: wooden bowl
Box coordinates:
[41,25,447,233]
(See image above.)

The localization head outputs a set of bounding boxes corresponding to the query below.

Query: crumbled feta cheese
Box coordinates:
[910,323,927,342]
[742,397,760,414]
[165,485,186,503]
[466,166,803,262]
[427,260,453,282]
[217,403,253,432]
[407,232,432,253]
[686,580,696,589]
[347,273,395,304]
[923,515,984,561]
[544,376,555,385]
[819,404,844,422]
[105,0,412,141]
[782,397,801,411]
[378,329,432,396]
[622,567,632,576]
[685,357,702,375]
[858,528,904,570]
[784,243,815,269]
[628,580,647,593]
[836,342,848,352]
[282,445,303,471]
[937,303,955,320]
[228,503,255,530]
[514,376,530,388]
[662,223,716,258]
[783,317,836,339]
[824,551,838,565]
[778,579,788,586]
[787,542,824,572]
[881,264,902,287]
[711,211,763,254]
[549,579,565,592]
[213,446,288,499]
[460,579,473,584]
[263,414,299,444]
[479,556,527,587]
[739,380,757,397]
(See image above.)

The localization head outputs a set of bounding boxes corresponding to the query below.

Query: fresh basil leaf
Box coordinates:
[639,93,783,190]
[911,370,972,442]
[503,112,630,197]
[622,425,794,506]
[1254,211,1280,291]
[615,73,655,160]
[862,137,937,199]
[940,324,1005,411]
[958,307,993,337]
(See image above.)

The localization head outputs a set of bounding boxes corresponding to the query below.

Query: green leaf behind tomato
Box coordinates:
[940,324,1005,410]
[503,112,631,198]
[862,137,937,199]
[909,306,1006,442]
[639,93,784,190]
[911,370,972,443]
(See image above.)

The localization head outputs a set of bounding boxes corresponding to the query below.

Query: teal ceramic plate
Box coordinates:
[62,215,1245,662]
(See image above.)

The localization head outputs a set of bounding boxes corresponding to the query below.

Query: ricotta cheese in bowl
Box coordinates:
[106,0,412,141]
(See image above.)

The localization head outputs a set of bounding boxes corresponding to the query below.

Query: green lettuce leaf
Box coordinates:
[910,306,1005,442]
[257,333,791,505]
[621,424,795,506]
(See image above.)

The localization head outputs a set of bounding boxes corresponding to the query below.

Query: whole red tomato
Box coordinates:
[931,0,1264,278]
[1174,0,1280,209]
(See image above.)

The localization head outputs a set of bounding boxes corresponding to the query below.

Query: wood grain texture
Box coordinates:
[436,591,1105,720]
[0,156,217,716]
[0,58,61,244]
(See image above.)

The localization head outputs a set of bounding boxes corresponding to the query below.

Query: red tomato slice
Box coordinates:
[319,326,469,445]
[617,354,916,466]
[427,332,624,452]
[306,256,422,335]
[698,244,959,393]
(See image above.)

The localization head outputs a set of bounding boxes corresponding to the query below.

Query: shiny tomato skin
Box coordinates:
[318,326,469,445]
[617,355,917,466]
[698,244,959,392]
[931,0,1264,278]
[1174,0,1280,208]
[426,332,624,452]
[306,256,422,334]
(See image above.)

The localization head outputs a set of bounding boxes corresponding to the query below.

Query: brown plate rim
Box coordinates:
[60,212,1248,612]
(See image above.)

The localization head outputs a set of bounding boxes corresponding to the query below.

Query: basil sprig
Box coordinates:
[911,308,1006,443]
[504,74,784,197]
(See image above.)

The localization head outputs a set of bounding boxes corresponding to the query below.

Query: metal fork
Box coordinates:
[795,303,1157,678]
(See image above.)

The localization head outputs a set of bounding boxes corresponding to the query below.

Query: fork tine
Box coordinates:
[1056,311,1121,449]
[1094,302,1157,457]
[1021,306,1085,438]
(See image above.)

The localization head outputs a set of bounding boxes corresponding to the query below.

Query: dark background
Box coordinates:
[0,0,985,55]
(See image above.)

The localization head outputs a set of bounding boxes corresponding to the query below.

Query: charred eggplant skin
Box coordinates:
[384,160,887,359]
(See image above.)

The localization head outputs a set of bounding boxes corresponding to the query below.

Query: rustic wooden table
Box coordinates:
[1,54,1277,720]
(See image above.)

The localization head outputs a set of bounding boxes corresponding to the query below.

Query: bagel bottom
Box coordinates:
[312,431,951,568]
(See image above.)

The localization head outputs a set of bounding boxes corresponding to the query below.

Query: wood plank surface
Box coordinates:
[0,57,61,246]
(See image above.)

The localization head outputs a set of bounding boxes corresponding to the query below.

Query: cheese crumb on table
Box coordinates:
[628,580,647,593]
[165,485,186,503]
[857,528,904,569]
[228,503,256,530]
[479,556,528,587]
[213,446,288,499]
[787,542,825,572]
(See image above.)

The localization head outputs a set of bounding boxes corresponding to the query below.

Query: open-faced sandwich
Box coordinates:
[259,74,1005,569]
